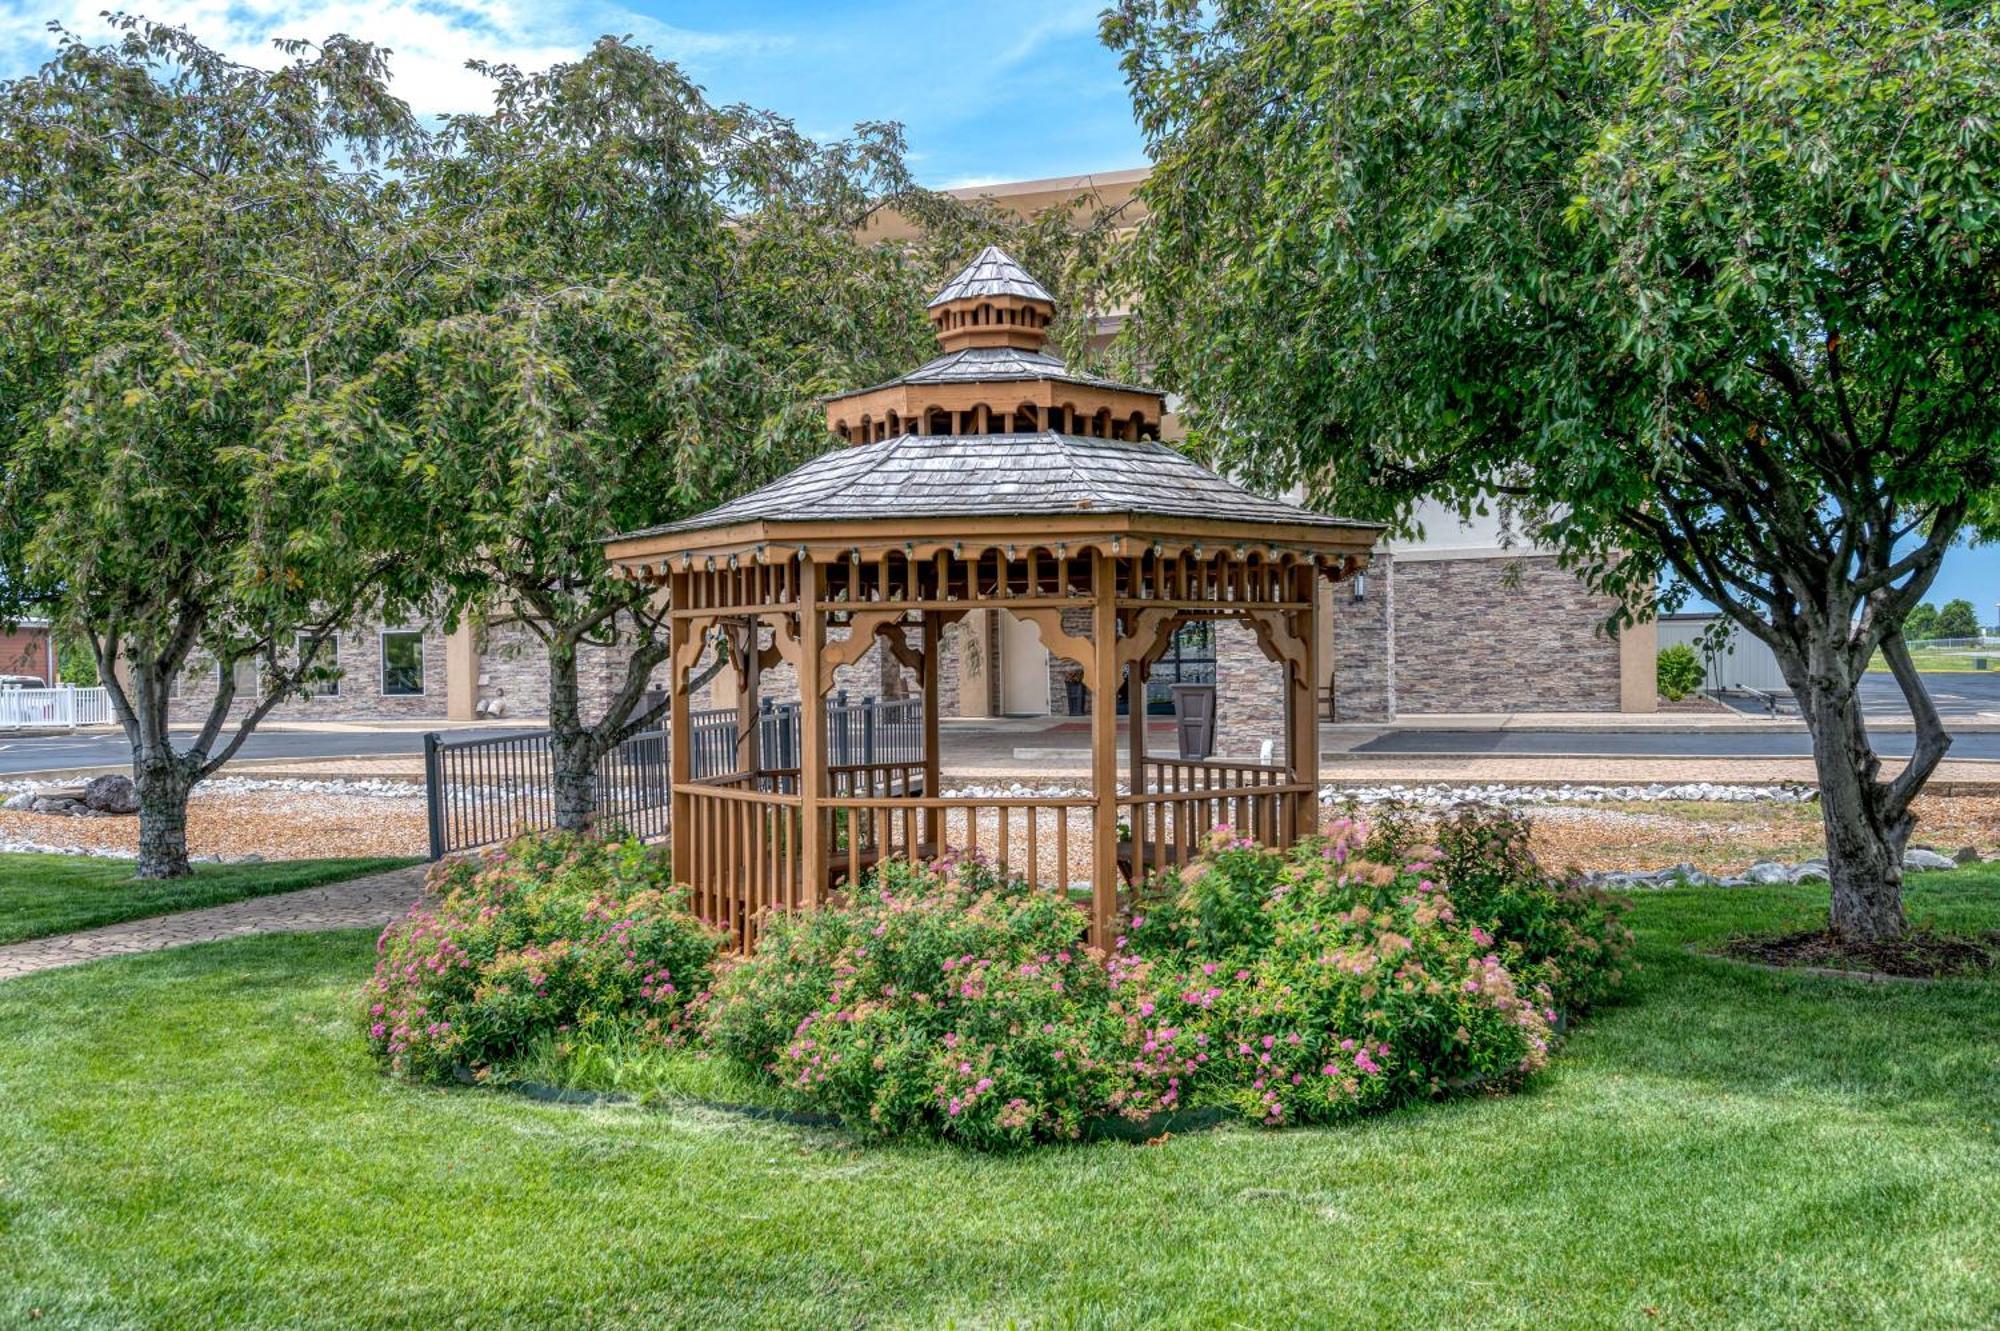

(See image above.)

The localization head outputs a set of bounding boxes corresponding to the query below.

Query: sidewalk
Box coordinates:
[0,864,428,982]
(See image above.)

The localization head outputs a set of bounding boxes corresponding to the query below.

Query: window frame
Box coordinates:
[217,655,259,697]
[379,628,427,698]
[295,632,341,698]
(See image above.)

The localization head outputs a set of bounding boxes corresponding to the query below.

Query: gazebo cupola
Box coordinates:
[925,244,1056,351]
[826,245,1164,444]
[605,250,1383,952]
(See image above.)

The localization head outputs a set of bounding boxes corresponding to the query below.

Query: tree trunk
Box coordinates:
[1799,678,1909,943]
[135,760,195,879]
[551,728,599,832]
[546,639,597,832]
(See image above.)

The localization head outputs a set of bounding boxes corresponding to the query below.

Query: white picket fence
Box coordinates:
[0,685,114,729]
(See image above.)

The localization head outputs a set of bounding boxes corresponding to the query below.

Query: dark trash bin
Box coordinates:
[1171,683,1216,760]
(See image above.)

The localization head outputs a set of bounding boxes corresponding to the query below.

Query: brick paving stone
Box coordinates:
[0,864,430,982]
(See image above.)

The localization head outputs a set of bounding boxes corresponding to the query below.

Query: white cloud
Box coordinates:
[994,2,1100,69]
[0,1,788,119]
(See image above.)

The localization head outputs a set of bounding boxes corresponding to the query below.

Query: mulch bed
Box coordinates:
[1715,928,2000,981]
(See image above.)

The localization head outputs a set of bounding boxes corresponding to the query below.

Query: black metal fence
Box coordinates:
[422,693,921,859]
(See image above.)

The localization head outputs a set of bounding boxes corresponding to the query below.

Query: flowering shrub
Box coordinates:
[363,833,726,1081]
[1429,805,1634,1013]
[1126,819,1566,1125]
[707,857,1160,1146]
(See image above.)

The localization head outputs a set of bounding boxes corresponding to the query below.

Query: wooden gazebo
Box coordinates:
[606,248,1381,947]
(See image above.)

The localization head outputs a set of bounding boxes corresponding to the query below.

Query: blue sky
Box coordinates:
[0,0,1990,615]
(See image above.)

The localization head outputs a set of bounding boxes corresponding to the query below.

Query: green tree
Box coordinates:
[0,21,428,875]
[1107,0,2000,941]
[1903,603,1942,642]
[1933,599,1981,640]
[322,40,967,828]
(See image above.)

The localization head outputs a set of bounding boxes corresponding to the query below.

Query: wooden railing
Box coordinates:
[1121,757,1316,886]
[675,758,1321,950]
[820,795,1096,897]
[676,782,804,949]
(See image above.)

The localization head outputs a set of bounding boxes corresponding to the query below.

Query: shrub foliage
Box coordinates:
[364,834,726,1081]
[1656,643,1705,701]
[705,812,1630,1142]
[367,811,1630,1145]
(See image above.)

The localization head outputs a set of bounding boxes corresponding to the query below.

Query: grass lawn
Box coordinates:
[0,874,1995,1329]
[1868,650,1996,673]
[0,852,417,945]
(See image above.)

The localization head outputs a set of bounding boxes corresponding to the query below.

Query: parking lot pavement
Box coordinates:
[0,722,539,779]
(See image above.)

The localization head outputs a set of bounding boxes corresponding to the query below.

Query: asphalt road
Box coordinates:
[0,725,495,778]
[3,668,1996,777]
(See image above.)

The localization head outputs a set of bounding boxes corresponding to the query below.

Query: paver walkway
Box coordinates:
[0,864,430,982]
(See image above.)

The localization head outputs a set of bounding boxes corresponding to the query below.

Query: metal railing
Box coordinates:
[423,693,920,859]
[0,685,113,730]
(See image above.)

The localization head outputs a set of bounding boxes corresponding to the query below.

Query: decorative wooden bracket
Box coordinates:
[1242,608,1307,686]
[721,618,758,689]
[1116,607,1188,671]
[877,622,925,675]
[673,614,720,680]
[821,609,906,674]
[1007,607,1097,673]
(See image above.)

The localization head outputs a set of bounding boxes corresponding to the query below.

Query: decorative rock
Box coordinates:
[1,791,34,811]
[1744,861,1794,885]
[31,797,80,815]
[1903,848,1957,872]
[1788,862,1829,884]
[1319,781,1817,812]
[82,774,139,815]
[1952,845,1982,866]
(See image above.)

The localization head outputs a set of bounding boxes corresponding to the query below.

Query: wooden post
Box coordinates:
[668,572,694,885]
[1127,656,1148,791]
[1289,565,1322,843]
[733,618,761,777]
[921,610,942,848]
[796,559,828,904]
[1090,550,1121,947]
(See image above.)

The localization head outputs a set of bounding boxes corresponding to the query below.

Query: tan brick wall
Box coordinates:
[1392,554,1622,713]
[1211,618,1286,758]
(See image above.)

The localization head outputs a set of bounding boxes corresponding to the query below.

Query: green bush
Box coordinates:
[1125,818,1589,1125]
[1656,642,1705,700]
[705,811,1632,1143]
[363,833,726,1082]
[708,857,1154,1146]
[1429,805,1634,1013]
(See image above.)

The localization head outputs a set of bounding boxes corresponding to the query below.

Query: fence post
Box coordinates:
[834,689,850,765]
[862,694,877,764]
[423,731,446,861]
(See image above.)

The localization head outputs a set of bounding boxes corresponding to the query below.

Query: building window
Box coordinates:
[381,630,426,697]
[217,656,258,696]
[296,633,340,697]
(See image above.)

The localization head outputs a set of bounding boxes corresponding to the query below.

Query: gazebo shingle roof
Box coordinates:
[621,432,1373,540]
[924,245,1054,308]
[834,346,1158,400]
